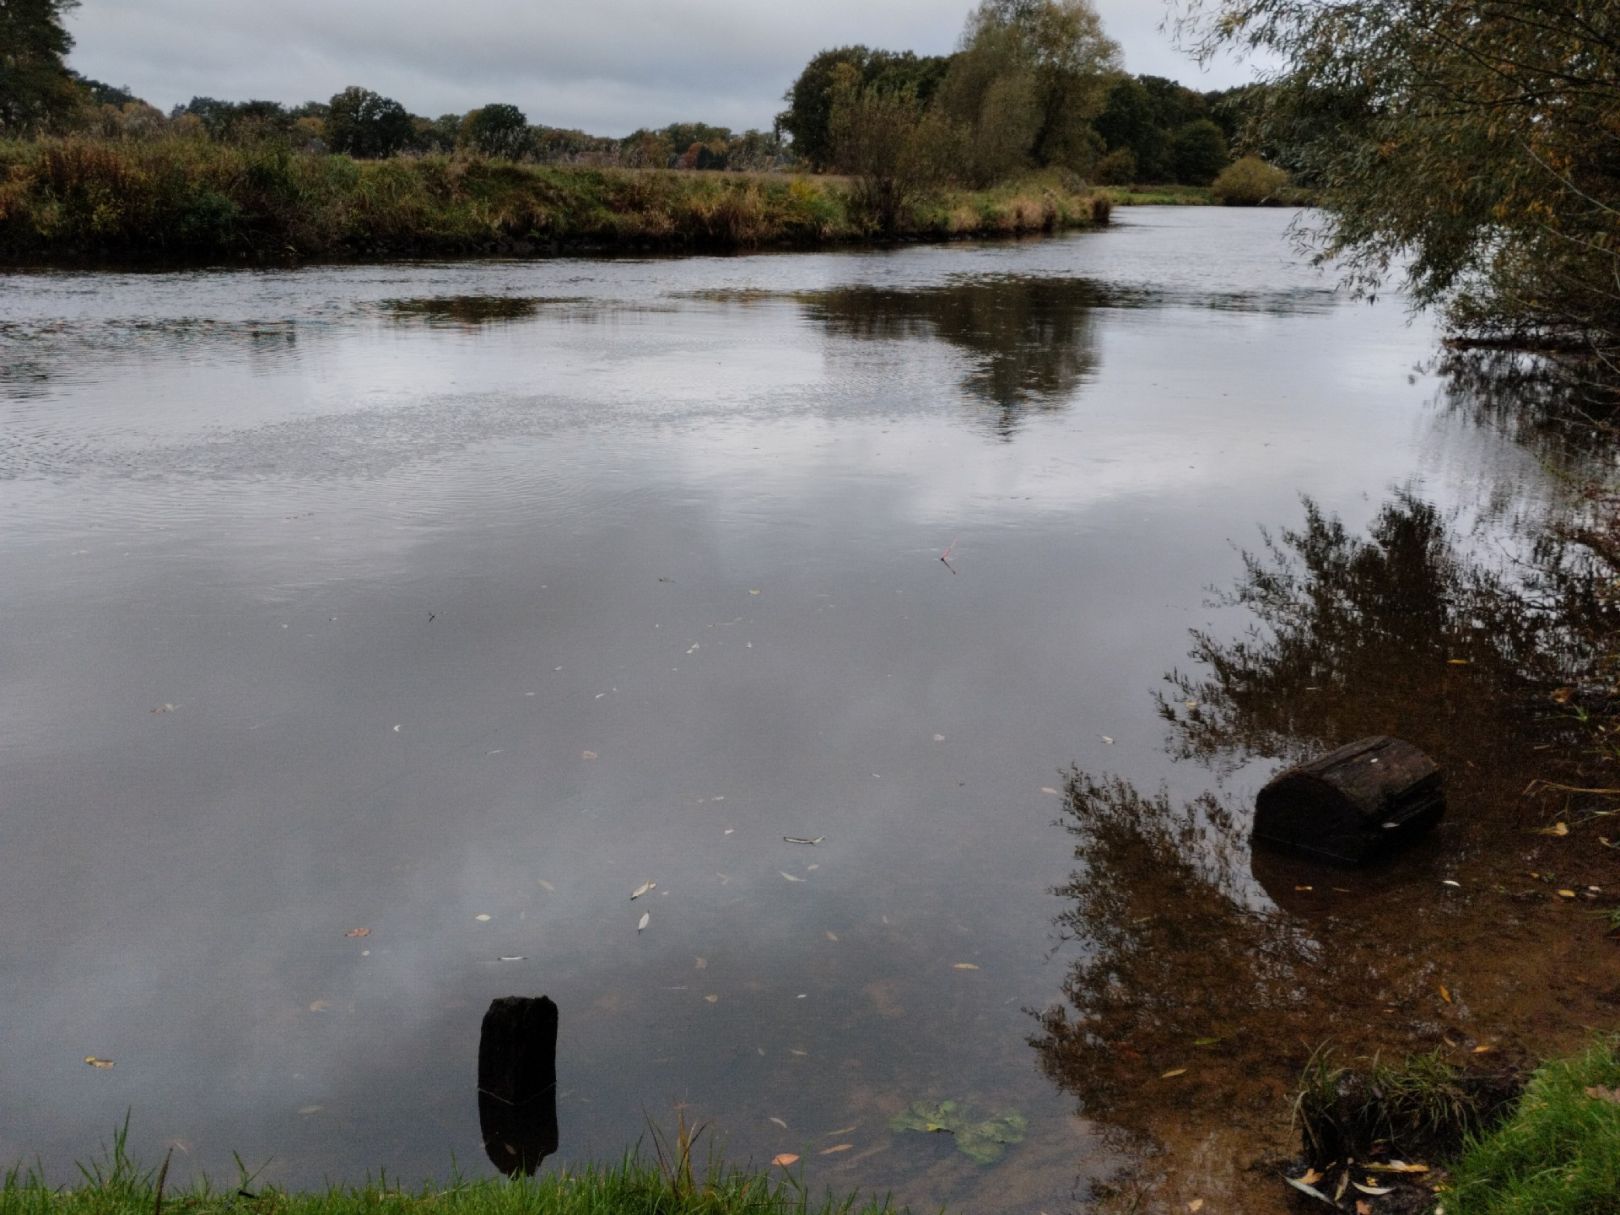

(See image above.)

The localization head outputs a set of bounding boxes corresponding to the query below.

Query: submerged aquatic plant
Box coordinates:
[887,1100,1026,1165]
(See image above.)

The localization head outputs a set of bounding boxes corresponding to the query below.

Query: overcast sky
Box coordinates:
[67,1,1263,136]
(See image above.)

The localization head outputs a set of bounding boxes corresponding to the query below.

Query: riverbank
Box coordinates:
[0,1134,902,1215]
[0,138,1110,264]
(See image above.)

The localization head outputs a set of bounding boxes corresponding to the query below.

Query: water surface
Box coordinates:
[0,210,1560,1210]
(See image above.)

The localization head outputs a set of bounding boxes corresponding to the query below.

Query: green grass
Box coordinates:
[1445,1039,1620,1215]
[1096,184,1214,206]
[0,136,1110,263]
[0,1120,905,1215]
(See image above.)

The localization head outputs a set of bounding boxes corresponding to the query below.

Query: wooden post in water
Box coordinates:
[478,996,559,1176]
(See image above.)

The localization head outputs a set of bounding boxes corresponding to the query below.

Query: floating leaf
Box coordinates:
[820,1143,853,1155]
[826,932,839,942]
[889,1101,1024,1164]
[780,871,805,882]
[1188,1202,1204,1213]
[475,914,491,922]
[784,836,824,845]
[1438,984,1453,1004]
[1161,1068,1188,1079]
[345,927,370,938]
[637,912,650,932]
[953,963,980,970]
[704,994,718,1004]
[694,957,706,969]
[769,1117,788,1129]
[825,1124,858,1137]
[536,879,556,893]
[1039,787,1060,796]
[83,1056,115,1069]
[1284,1175,1335,1205]
[498,955,526,962]
[297,1105,323,1116]
[1558,889,1578,899]
[771,1154,798,1167]
[1100,735,1115,744]
[582,751,598,760]
[631,881,656,900]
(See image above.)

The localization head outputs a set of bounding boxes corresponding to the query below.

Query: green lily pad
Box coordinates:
[888,1100,1026,1165]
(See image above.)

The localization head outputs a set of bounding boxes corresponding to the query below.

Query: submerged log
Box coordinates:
[1252,736,1444,865]
[478,996,559,1176]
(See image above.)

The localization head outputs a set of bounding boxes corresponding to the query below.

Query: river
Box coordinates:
[0,209,1597,1212]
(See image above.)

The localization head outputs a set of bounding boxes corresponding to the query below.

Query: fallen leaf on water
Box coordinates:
[308,1000,331,1012]
[826,1124,858,1137]
[498,956,526,962]
[1584,1085,1620,1104]
[475,914,491,922]
[1283,1175,1334,1205]
[84,1056,115,1069]
[784,836,824,845]
[953,963,980,970]
[1558,889,1578,899]
[789,1048,808,1056]
[704,994,718,1004]
[695,957,707,969]
[297,1105,323,1116]
[781,872,805,882]
[820,1144,853,1155]
[345,927,370,938]
[1160,1068,1187,1079]
[1438,984,1453,1004]
[749,589,761,596]
[1447,658,1471,665]
[933,734,946,742]
[581,751,598,760]
[637,912,650,932]
[826,932,839,942]
[1474,1044,1494,1054]
[771,1154,798,1167]
[1188,1202,1204,1213]
[1100,735,1115,744]
[536,879,556,893]
[392,724,401,732]
[769,1117,788,1129]
[151,704,177,714]
[1352,1183,1395,1196]
[631,881,656,900]
[1039,787,1060,796]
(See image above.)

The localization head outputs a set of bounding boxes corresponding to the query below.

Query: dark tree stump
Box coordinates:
[478,996,559,1176]
[1252,736,1444,865]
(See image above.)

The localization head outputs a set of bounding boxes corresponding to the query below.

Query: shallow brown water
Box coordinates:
[2,209,1612,1212]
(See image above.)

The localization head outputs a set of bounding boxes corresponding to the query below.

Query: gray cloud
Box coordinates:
[68,0,1260,136]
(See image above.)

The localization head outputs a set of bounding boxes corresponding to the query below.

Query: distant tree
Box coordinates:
[460,103,532,159]
[779,46,952,171]
[938,0,1120,182]
[1170,117,1227,184]
[829,66,956,233]
[326,86,413,158]
[1,0,83,133]
[70,73,139,109]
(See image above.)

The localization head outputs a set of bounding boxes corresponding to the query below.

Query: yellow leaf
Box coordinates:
[1558,889,1578,899]
[820,1143,854,1155]
[1438,984,1452,1004]
[771,1153,799,1167]
[704,994,718,1004]
[1161,1067,1188,1079]
[953,963,980,970]
[1365,1161,1429,1173]
[1536,822,1570,837]
[1188,1202,1204,1213]
[83,1056,115,1069]
[1473,1044,1493,1054]
[1300,1168,1324,1185]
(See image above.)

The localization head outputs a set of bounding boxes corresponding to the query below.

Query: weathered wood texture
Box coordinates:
[478,995,559,1176]
[1252,736,1444,865]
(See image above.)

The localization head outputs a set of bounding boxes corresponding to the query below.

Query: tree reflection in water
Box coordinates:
[1032,494,1620,1203]
[799,276,1111,435]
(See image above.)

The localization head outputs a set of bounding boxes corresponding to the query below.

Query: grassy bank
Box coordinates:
[0,1134,903,1215]
[0,137,1109,264]
[1098,184,1213,206]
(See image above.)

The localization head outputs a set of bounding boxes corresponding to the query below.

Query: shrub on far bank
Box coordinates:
[1210,154,1292,205]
